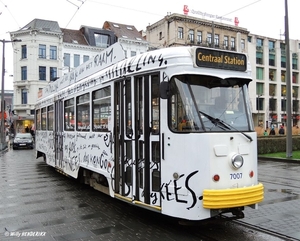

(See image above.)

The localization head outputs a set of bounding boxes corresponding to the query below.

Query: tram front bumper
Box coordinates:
[203,183,264,209]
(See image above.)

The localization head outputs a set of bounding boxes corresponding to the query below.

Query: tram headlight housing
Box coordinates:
[231,154,244,169]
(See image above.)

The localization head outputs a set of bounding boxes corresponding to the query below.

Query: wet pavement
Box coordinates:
[241,158,300,240]
[0,147,300,241]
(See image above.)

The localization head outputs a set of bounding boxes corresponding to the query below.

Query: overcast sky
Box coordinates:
[0,0,299,90]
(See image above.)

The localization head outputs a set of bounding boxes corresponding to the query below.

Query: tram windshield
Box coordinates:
[169,74,254,133]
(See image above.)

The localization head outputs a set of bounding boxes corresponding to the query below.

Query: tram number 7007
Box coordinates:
[230,173,243,179]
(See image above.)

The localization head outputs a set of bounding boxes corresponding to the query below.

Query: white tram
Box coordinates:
[35,43,264,221]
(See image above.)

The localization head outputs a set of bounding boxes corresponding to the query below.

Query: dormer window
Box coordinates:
[72,40,78,44]
[127,26,133,30]
[122,35,128,38]
[136,37,142,41]
[113,24,120,28]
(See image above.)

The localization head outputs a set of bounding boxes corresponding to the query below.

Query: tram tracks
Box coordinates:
[233,219,299,241]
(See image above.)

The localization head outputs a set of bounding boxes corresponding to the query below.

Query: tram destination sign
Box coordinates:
[195,48,247,72]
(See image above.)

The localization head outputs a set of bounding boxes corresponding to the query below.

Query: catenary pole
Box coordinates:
[285,0,292,157]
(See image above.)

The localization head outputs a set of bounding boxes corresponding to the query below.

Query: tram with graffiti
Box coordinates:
[35,42,264,221]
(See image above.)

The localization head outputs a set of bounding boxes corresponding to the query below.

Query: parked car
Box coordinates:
[12,133,34,150]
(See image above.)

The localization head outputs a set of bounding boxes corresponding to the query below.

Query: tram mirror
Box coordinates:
[159,81,170,99]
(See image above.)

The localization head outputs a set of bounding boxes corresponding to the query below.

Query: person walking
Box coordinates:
[269,126,276,135]
[279,125,285,135]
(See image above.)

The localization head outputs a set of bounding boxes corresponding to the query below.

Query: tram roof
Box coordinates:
[37,43,251,101]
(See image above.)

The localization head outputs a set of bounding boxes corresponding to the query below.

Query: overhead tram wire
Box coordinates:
[65,0,86,29]
[87,0,164,19]
[0,0,21,29]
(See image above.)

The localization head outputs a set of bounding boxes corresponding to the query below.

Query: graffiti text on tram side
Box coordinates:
[151,170,199,210]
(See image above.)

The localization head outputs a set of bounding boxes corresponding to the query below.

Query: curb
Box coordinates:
[258,156,300,164]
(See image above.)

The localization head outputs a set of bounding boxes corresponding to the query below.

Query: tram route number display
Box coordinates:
[195,48,247,72]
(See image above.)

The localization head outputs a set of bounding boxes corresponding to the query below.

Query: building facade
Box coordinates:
[103,21,148,57]
[248,34,300,129]
[9,19,146,133]
[146,13,248,52]
[8,14,300,132]
[146,13,300,129]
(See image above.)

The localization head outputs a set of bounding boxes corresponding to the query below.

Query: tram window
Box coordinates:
[77,93,90,131]
[64,98,75,131]
[169,75,251,132]
[36,109,41,131]
[41,107,47,130]
[151,75,160,134]
[92,87,111,132]
[47,105,54,131]
[125,79,132,137]
[152,141,160,163]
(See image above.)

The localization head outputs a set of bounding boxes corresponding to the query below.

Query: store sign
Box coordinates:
[183,5,239,26]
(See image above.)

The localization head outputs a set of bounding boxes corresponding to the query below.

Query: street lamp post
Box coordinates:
[0,39,21,150]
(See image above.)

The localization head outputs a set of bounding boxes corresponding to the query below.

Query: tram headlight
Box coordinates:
[231,154,244,169]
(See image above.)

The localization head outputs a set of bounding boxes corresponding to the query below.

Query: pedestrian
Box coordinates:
[279,125,285,135]
[269,126,275,135]
[263,129,268,136]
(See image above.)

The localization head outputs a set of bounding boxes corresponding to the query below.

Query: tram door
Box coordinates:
[114,74,161,208]
[54,99,64,168]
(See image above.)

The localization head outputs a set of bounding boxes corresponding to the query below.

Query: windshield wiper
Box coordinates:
[199,111,253,142]
[199,110,230,130]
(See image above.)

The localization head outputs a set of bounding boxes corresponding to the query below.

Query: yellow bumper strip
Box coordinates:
[203,183,264,209]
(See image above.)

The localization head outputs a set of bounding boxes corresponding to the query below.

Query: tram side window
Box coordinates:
[92,87,111,132]
[47,105,54,131]
[36,109,41,131]
[64,98,75,131]
[77,93,90,131]
[151,75,160,134]
[41,107,47,130]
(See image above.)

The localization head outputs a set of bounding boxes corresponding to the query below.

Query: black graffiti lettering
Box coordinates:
[103,133,113,148]
[127,57,135,73]
[99,152,108,169]
[174,174,187,204]
[185,170,199,210]
[163,72,169,82]
[94,47,114,67]
[158,183,165,200]
[85,61,92,70]
[82,152,89,166]
[147,55,156,64]
[150,192,158,205]
[158,54,165,66]
[136,55,143,71]
[68,141,76,155]
[143,55,147,66]
[122,60,127,75]
[114,63,119,77]
[164,181,174,201]
[91,144,100,150]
